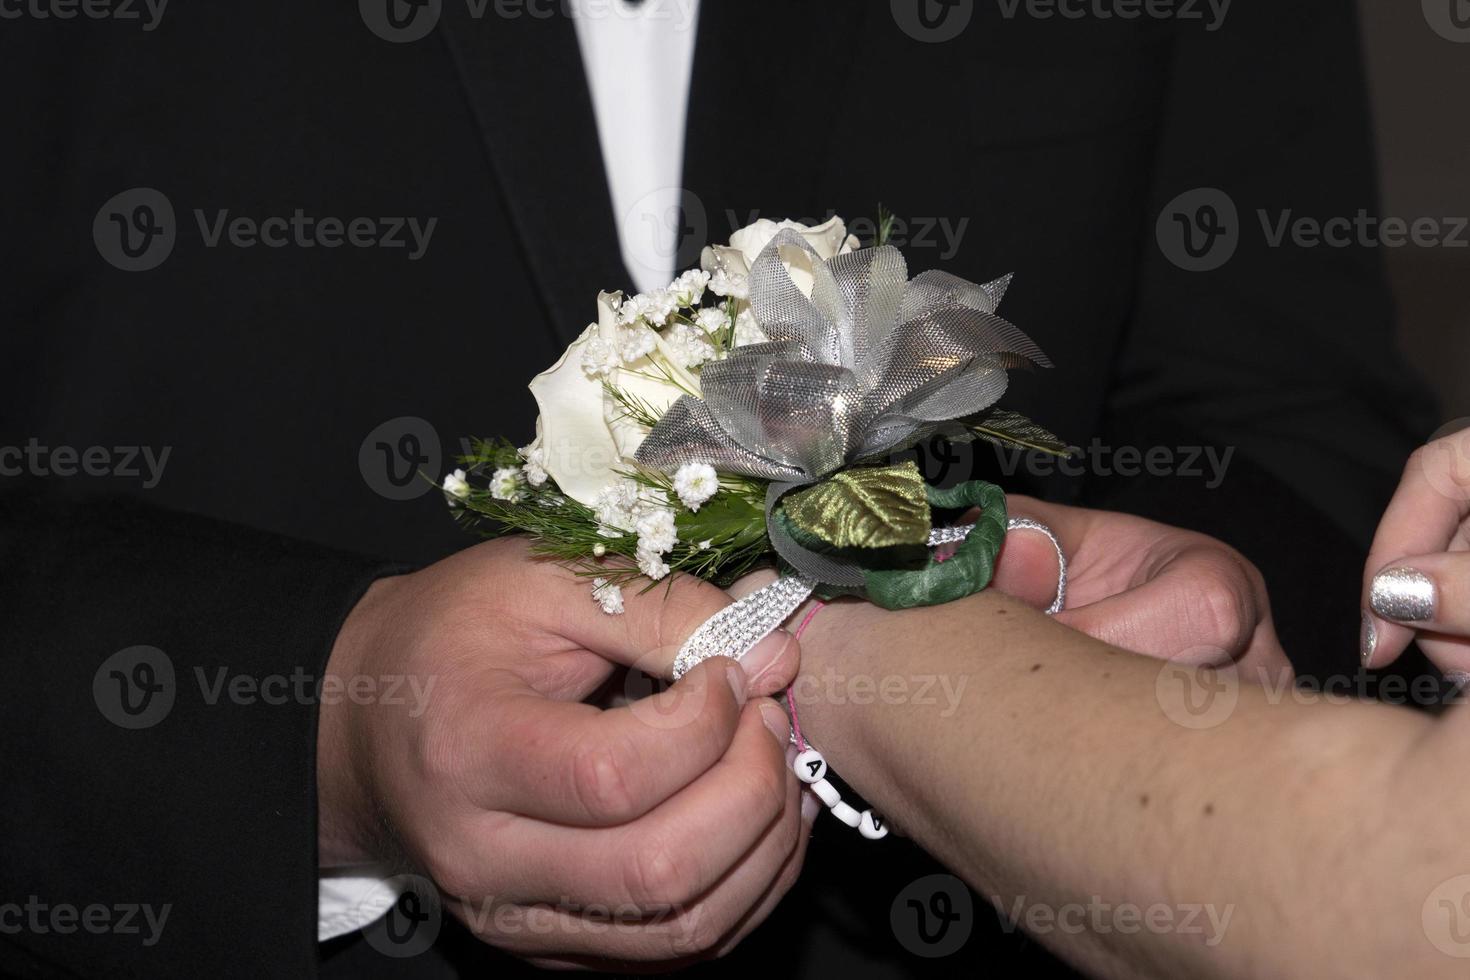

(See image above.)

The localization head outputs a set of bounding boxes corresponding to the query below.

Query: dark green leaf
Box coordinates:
[782,462,932,550]
[676,492,767,549]
[964,409,1072,458]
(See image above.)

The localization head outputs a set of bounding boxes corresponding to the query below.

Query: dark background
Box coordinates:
[1362,0,1470,422]
[0,2,1462,977]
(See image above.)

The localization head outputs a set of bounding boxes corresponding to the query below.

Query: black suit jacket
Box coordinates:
[0,2,1437,977]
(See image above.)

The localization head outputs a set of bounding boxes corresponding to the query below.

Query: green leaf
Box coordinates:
[602,382,663,429]
[676,492,767,549]
[865,481,1008,609]
[875,204,897,248]
[964,409,1072,458]
[781,461,932,551]
[457,436,522,470]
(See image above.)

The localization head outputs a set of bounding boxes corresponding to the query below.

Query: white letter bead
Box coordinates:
[793,748,827,784]
[831,801,862,828]
[859,810,889,840]
[809,778,841,807]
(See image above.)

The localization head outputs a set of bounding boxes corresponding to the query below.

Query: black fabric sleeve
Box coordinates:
[1110,0,1439,548]
[0,483,394,979]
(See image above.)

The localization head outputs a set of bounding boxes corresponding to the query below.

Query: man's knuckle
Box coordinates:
[423,843,483,900]
[669,905,727,958]
[415,707,469,785]
[730,761,787,823]
[624,838,699,907]
[1195,561,1255,653]
[663,580,726,648]
[570,739,640,823]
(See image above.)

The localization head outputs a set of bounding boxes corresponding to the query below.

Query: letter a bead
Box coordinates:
[859,810,889,840]
[793,748,827,784]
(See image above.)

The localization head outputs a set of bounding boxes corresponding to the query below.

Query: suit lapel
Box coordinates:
[437,6,626,346]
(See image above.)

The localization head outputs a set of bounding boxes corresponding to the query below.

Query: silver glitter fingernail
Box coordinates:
[1370,567,1437,623]
[1360,610,1377,664]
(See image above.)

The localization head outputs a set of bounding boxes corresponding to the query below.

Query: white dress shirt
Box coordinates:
[572,0,701,294]
[317,0,700,941]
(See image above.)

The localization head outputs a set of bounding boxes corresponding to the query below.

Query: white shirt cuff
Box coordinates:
[317,865,403,942]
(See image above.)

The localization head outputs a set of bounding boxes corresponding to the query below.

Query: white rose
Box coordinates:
[701,215,860,298]
[527,291,701,507]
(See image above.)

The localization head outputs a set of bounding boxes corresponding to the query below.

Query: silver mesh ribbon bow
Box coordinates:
[636,230,1051,588]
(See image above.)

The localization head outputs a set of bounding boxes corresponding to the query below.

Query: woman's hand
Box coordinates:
[1361,427,1470,672]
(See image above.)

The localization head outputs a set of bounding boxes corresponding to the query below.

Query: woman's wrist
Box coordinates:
[781,595,988,834]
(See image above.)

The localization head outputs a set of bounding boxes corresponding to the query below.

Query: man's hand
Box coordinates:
[317,537,809,966]
[992,496,1289,676]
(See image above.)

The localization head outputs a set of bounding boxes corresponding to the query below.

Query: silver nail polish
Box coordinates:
[1370,567,1437,623]
[1360,610,1377,664]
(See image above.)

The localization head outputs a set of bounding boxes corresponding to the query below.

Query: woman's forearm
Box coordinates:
[792,591,1462,979]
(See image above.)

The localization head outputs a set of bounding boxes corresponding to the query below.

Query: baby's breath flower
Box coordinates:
[580,336,622,378]
[620,289,678,328]
[650,290,679,324]
[594,479,640,534]
[672,462,718,511]
[709,267,748,300]
[636,546,671,581]
[520,445,548,487]
[591,578,624,615]
[733,308,767,347]
[442,468,471,502]
[670,268,711,307]
[616,296,642,327]
[489,467,524,502]
[616,323,657,362]
[694,306,730,335]
[664,323,717,369]
[635,505,679,555]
